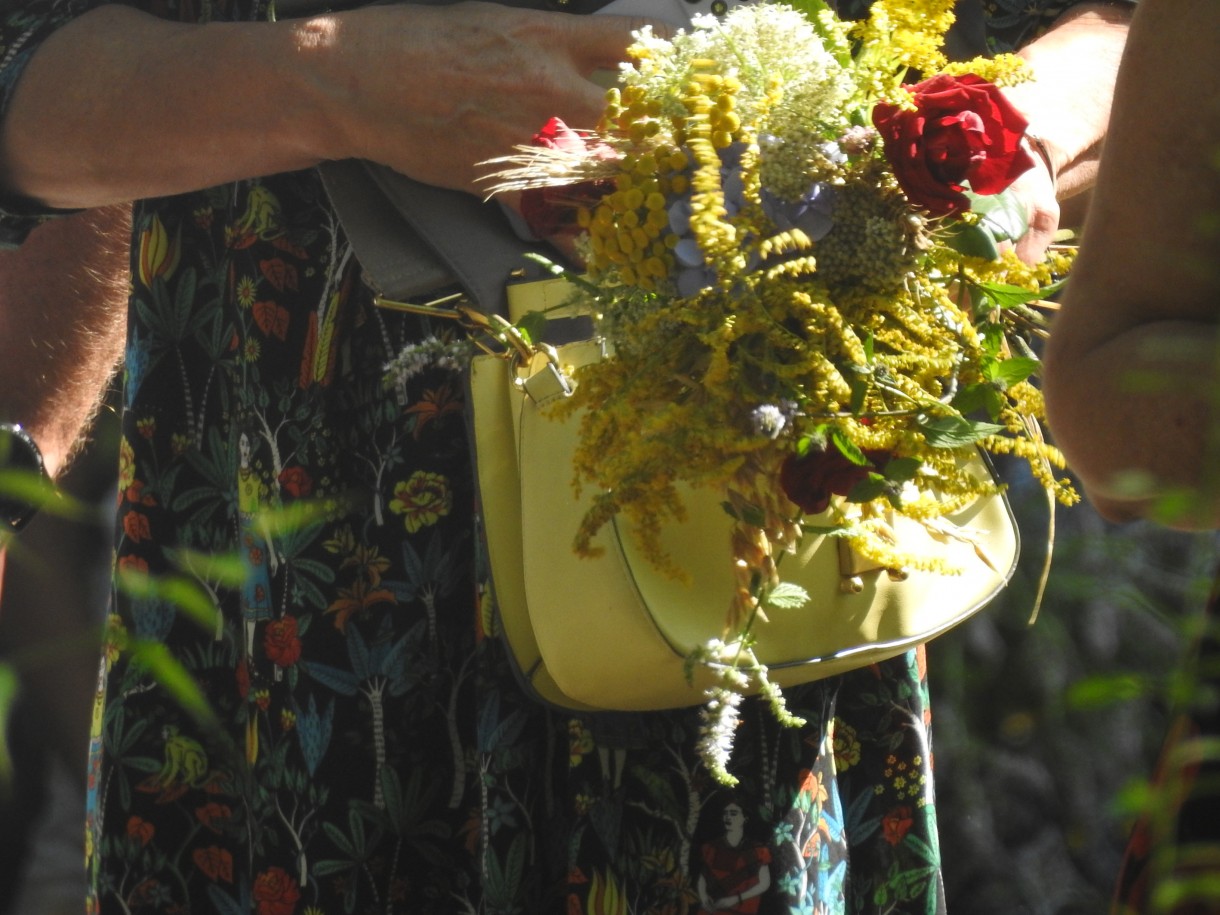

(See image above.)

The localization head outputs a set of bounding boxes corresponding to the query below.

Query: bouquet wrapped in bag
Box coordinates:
[473,0,1077,781]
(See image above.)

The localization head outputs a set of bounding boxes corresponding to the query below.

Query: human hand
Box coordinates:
[321,2,646,196]
[1009,136,1060,265]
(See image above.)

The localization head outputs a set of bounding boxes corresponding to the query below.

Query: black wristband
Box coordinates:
[0,423,50,534]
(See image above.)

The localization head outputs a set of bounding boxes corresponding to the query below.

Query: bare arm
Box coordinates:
[0,2,642,208]
[0,205,129,475]
[1042,0,1220,528]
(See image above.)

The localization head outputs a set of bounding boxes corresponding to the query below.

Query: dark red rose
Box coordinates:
[278,465,313,499]
[780,447,890,515]
[263,616,302,668]
[518,117,613,239]
[872,74,1035,216]
[252,865,300,915]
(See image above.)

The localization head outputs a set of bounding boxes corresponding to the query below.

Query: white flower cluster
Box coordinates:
[696,681,745,786]
[382,335,471,390]
[624,5,856,202]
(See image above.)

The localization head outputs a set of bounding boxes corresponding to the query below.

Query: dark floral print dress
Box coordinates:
[0,2,1107,913]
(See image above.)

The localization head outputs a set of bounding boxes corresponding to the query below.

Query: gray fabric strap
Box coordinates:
[319,159,543,315]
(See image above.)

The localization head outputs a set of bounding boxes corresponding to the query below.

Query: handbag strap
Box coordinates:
[318,159,547,316]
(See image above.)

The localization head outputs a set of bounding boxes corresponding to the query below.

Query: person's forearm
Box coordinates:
[0,2,635,208]
[1004,3,1132,200]
[1043,0,1220,528]
[0,205,130,475]
[1046,323,1220,527]
[0,5,338,209]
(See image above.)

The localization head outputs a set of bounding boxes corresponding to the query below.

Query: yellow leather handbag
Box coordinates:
[468,300,1021,711]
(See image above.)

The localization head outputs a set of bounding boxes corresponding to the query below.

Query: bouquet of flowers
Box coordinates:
[483,0,1077,780]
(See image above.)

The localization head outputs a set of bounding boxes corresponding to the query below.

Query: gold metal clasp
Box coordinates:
[514,343,574,404]
[375,291,535,363]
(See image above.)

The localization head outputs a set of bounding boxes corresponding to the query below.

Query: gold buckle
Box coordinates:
[375,290,535,363]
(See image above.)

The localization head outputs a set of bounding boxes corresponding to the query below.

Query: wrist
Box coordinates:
[277,15,355,163]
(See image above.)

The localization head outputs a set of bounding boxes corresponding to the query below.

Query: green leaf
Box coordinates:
[918,415,1004,448]
[515,311,548,347]
[966,187,1029,242]
[978,322,1006,355]
[981,386,1006,420]
[796,426,829,457]
[848,376,870,416]
[1066,674,1151,710]
[882,456,922,483]
[941,221,1000,260]
[971,281,1051,310]
[0,662,17,787]
[989,356,1040,388]
[724,500,767,528]
[950,383,990,416]
[126,639,217,728]
[764,582,810,611]
[831,428,869,465]
[116,569,220,634]
[847,473,888,503]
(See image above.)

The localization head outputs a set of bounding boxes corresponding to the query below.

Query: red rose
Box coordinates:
[518,117,613,239]
[253,865,300,915]
[264,616,302,668]
[872,74,1035,216]
[278,465,313,499]
[779,447,890,515]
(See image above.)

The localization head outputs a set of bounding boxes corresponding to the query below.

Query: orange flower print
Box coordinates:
[404,383,464,439]
[796,768,829,809]
[122,510,151,544]
[195,802,232,833]
[124,479,156,508]
[253,865,301,915]
[389,471,452,533]
[881,806,914,846]
[193,845,234,883]
[126,816,154,847]
[117,554,149,577]
[324,576,396,632]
